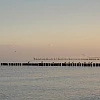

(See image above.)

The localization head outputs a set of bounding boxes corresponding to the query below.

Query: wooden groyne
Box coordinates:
[1,62,100,67]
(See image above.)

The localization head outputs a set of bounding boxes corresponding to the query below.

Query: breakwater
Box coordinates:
[1,62,100,67]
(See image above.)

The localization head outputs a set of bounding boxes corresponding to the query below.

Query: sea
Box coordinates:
[0,65,100,100]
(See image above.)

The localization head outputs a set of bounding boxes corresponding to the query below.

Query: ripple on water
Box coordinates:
[0,93,10,100]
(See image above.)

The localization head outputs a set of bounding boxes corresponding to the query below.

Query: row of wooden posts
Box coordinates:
[1,62,100,67]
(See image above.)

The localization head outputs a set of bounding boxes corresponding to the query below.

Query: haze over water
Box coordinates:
[0,0,100,61]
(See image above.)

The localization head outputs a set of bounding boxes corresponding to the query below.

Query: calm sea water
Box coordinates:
[0,66,100,100]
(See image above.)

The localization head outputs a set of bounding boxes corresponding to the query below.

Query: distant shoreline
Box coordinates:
[33,57,100,61]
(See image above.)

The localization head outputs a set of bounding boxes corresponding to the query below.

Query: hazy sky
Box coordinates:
[0,0,100,61]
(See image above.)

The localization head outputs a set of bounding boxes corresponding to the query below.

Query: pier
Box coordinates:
[1,62,100,67]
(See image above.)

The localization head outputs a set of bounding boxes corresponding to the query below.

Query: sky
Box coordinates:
[0,0,100,61]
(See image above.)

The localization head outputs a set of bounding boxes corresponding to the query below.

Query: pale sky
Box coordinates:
[0,0,100,61]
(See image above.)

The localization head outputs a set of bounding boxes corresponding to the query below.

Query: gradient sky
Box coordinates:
[0,0,100,61]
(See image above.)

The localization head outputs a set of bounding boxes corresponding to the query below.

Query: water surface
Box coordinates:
[0,66,100,100]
